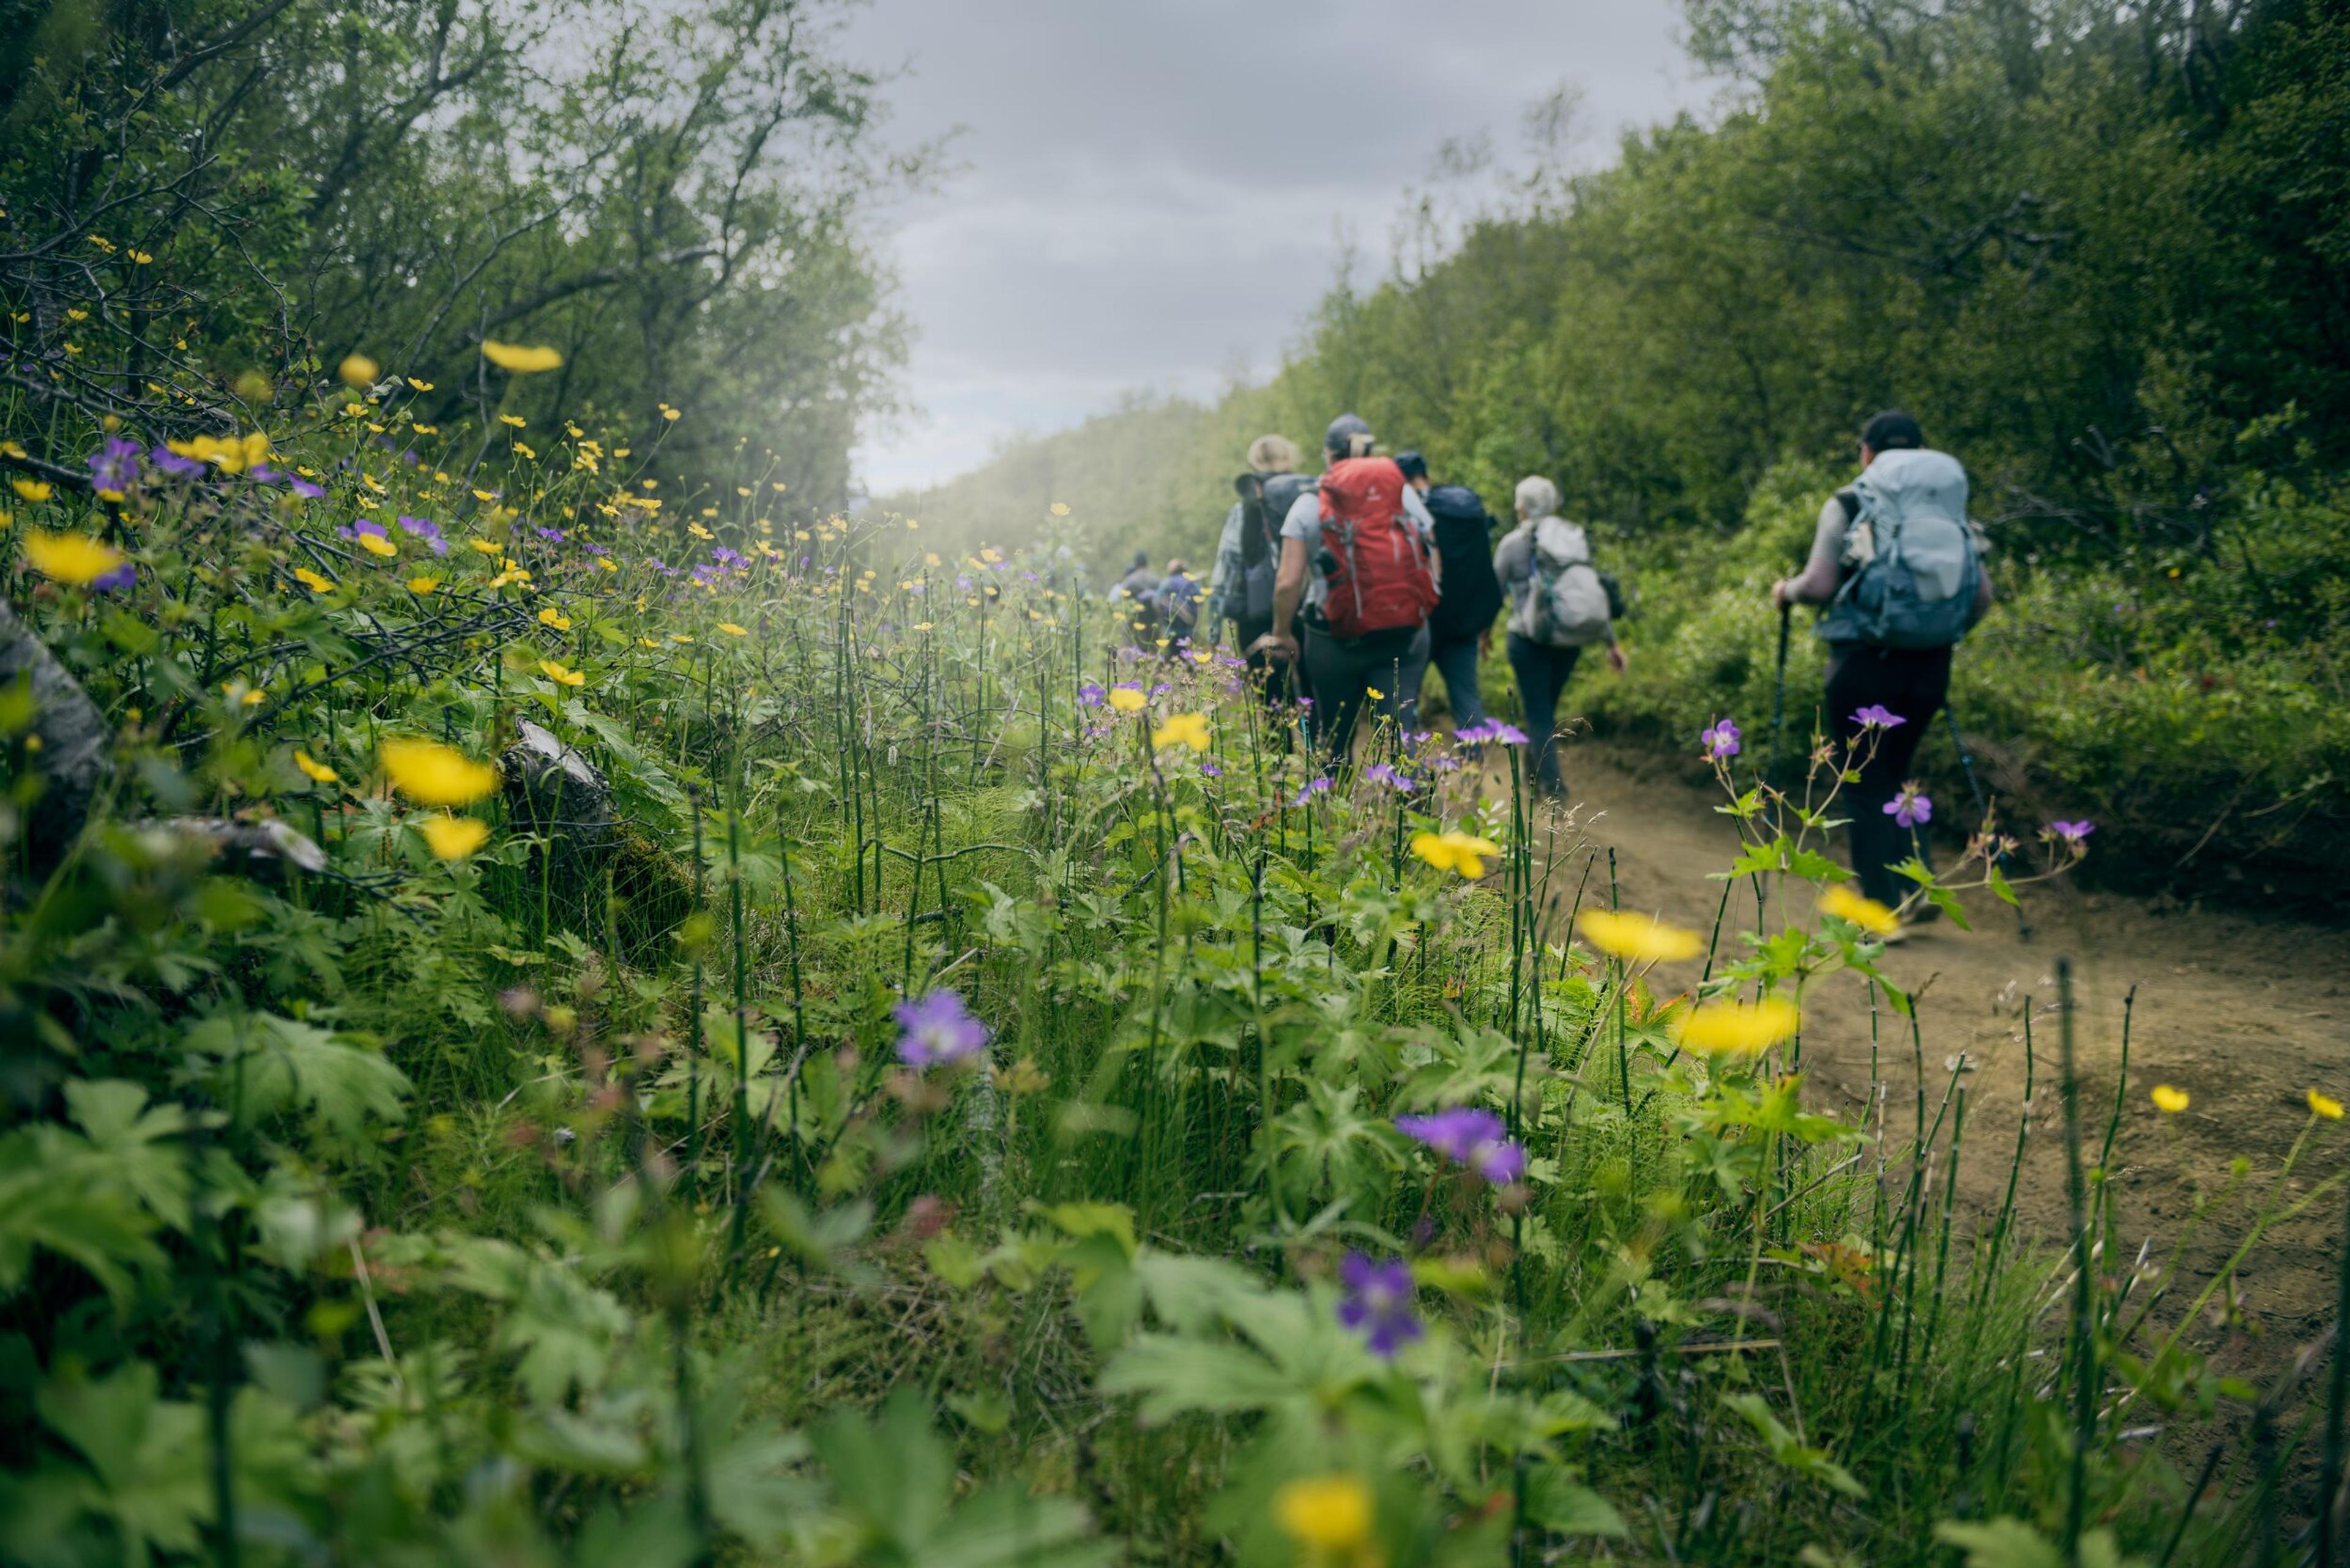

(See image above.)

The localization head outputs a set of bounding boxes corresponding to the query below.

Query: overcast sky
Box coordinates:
[838,1,1712,495]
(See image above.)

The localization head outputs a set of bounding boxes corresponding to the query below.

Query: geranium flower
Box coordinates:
[149,445,206,479]
[1078,682,1105,707]
[1851,704,1906,730]
[1701,718,1740,760]
[895,988,988,1069]
[87,436,142,495]
[2045,820,2094,850]
[1578,909,1703,962]
[398,516,449,555]
[1885,784,1932,829]
[1395,1107,1525,1183]
[1456,719,1528,745]
[1363,761,1413,790]
[1335,1253,1423,1359]
[1292,776,1333,808]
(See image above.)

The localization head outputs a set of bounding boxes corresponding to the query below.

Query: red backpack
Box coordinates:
[1316,457,1439,639]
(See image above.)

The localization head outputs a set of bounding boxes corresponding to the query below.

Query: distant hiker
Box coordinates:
[1397,451,1504,737]
[1493,476,1627,799]
[1155,557,1204,648]
[1114,548,1160,643]
[1773,409,1993,921]
[1252,413,1441,763]
[1209,434,1313,705]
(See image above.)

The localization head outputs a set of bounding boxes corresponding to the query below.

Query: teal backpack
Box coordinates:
[1818,448,1982,649]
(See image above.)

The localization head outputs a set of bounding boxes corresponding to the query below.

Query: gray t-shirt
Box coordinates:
[1280,483,1435,612]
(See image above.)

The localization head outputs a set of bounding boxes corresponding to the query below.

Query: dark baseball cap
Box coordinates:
[1862,410,1925,451]
[1324,413,1372,456]
[1395,450,1428,481]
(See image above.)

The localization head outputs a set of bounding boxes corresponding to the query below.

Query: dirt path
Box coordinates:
[1538,739,2350,1346]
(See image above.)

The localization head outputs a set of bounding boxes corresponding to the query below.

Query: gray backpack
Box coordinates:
[1819,449,1982,649]
[1232,471,1314,622]
[1512,518,1612,647]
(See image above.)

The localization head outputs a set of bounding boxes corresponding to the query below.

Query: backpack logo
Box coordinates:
[1315,457,1438,639]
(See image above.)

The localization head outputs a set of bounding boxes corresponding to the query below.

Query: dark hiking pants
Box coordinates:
[1824,643,1953,908]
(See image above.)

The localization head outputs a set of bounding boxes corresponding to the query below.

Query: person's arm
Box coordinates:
[1774,496,1849,608]
[1253,537,1311,659]
[1404,486,1441,592]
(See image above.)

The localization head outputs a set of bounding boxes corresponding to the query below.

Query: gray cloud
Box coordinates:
[841,0,1709,493]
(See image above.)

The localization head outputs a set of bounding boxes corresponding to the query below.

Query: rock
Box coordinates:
[159,816,329,879]
[500,721,613,855]
[0,595,113,867]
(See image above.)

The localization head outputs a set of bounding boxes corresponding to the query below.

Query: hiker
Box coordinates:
[1251,413,1441,763]
[1493,476,1627,799]
[1397,452,1504,736]
[1155,557,1204,650]
[1113,548,1160,643]
[1772,409,1994,920]
[1207,435,1314,706]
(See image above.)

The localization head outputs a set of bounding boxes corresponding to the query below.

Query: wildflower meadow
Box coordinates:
[2,361,2344,1567]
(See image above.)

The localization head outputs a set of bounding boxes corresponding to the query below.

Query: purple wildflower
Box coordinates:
[398,515,449,555]
[1337,1252,1423,1359]
[535,526,566,543]
[87,438,143,493]
[91,562,138,592]
[1851,704,1907,731]
[337,517,388,542]
[289,477,324,499]
[1292,776,1333,808]
[1201,760,1223,778]
[248,463,284,484]
[1395,1107,1526,1185]
[2045,819,2095,849]
[1078,682,1106,708]
[1456,720,1529,747]
[1364,761,1414,791]
[893,988,990,1069]
[1701,718,1741,761]
[149,445,204,479]
[1886,785,1933,829]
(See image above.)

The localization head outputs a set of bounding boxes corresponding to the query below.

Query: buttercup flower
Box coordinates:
[419,813,490,859]
[1152,712,1210,750]
[538,608,573,630]
[480,340,562,373]
[1335,1254,1423,1360]
[2150,1085,2189,1114]
[1851,704,1907,730]
[717,622,750,637]
[1671,996,1802,1056]
[2310,1089,2343,1121]
[20,528,125,587]
[380,737,499,807]
[1578,909,1703,963]
[1106,685,1148,713]
[1411,829,1502,878]
[895,988,989,1069]
[10,479,53,503]
[539,659,585,688]
[1701,718,1741,760]
[338,353,380,389]
[1818,883,1900,936]
[1886,784,1933,829]
[293,750,339,785]
[1395,1107,1526,1184]
[293,567,336,594]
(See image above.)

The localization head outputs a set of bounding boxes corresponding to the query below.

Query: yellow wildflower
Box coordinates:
[1106,687,1148,714]
[1273,1473,1373,1553]
[380,737,499,807]
[359,532,398,558]
[1818,883,1900,937]
[2150,1085,2189,1115]
[293,566,336,594]
[19,528,124,586]
[293,750,339,785]
[338,354,379,389]
[2311,1089,2343,1121]
[418,813,491,859]
[717,622,749,637]
[1411,829,1504,879]
[1152,712,1211,751]
[538,607,573,630]
[469,539,502,555]
[498,414,526,428]
[407,377,435,391]
[1671,996,1802,1057]
[480,340,562,373]
[406,575,441,594]
[1578,909,1704,963]
[539,659,585,688]
[1049,501,1071,517]
[11,479,52,503]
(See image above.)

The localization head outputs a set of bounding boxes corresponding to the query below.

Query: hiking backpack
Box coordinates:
[1422,483,1505,643]
[1512,518,1613,647]
[1315,457,1439,640]
[1231,471,1313,622]
[1819,448,1982,649]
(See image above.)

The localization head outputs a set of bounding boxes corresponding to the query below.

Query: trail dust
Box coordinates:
[1532,737,2350,1364]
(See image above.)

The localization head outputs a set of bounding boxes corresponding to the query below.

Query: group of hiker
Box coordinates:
[1109,406,1992,930]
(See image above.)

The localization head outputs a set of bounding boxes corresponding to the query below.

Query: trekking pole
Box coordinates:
[1944,705,2033,941]
[1767,602,1792,790]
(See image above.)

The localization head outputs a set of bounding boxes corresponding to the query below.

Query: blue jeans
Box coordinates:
[1420,634,1486,733]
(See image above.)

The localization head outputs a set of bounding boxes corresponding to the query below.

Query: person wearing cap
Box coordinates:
[1206,434,1311,706]
[1251,413,1439,762]
[1774,409,1996,920]
[1396,451,1503,738]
